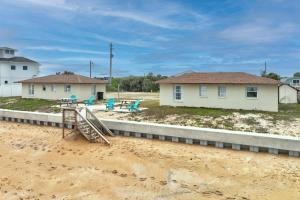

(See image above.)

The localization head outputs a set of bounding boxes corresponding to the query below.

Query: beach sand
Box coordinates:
[0,121,299,200]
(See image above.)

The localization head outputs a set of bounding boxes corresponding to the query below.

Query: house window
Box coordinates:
[64,85,71,92]
[42,85,46,91]
[246,87,258,98]
[293,80,300,85]
[199,85,207,97]
[29,84,34,95]
[51,85,55,92]
[23,66,28,70]
[218,86,226,97]
[174,85,182,100]
[11,65,16,70]
[91,84,96,96]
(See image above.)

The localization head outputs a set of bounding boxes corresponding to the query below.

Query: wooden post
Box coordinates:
[62,109,65,138]
[74,109,77,131]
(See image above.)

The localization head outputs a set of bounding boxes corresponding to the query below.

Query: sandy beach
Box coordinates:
[0,121,300,200]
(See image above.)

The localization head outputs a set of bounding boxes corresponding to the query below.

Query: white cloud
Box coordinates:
[12,0,208,30]
[26,46,107,54]
[220,22,296,44]
[89,33,152,47]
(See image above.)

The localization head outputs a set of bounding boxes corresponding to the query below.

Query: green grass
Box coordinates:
[0,97,59,112]
[141,100,300,120]
[141,100,234,119]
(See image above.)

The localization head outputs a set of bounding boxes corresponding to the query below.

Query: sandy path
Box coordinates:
[0,121,299,200]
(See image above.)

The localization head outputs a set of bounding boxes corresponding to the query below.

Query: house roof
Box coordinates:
[0,56,39,64]
[0,47,16,50]
[279,83,299,91]
[156,72,279,85]
[18,74,108,84]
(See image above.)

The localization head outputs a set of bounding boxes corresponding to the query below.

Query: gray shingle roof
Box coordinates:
[0,57,39,64]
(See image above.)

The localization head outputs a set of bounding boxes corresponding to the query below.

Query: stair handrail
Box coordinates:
[86,107,114,136]
[75,109,111,145]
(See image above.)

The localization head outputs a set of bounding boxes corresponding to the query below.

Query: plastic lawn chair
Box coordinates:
[105,98,115,110]
[83,95,95,106]
[128,99,141,112]
[70,95,77,104]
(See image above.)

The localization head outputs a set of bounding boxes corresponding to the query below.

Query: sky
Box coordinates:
[0,0,300,77]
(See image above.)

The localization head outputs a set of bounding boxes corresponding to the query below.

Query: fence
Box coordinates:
[0,84,21,97]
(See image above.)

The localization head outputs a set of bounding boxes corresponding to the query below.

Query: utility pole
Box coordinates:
[264,61,267,74]
[109,43,113,85]
[89,60,93,78]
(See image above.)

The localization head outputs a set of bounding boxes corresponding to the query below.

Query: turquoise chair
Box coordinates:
[70,95,77,104]
[128,99,141,112]
[106,98,115,110]
[84,95,95,106]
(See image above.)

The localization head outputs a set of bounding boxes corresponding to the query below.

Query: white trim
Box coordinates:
[245,86,258,99]
[173,84,183,102]
[199,85,208,98]
[218,85,226,98]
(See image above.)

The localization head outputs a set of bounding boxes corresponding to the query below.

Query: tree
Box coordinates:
[294,72,300,77]
[56,71,74,75]
[106,73,167,92]
[261,72,281,80]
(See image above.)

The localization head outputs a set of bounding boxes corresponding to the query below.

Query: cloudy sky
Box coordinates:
[0,0,299,77]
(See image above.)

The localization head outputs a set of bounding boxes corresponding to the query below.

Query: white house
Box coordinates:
[279,84,299,104]
[0,47,40,97]
[281,76,300,91]
[19,74,107,101]
[156,72,279,112]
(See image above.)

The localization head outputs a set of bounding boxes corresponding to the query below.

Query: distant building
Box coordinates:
[0,47,40,97]
[19,74,107,101]
[281,76,300,91]
[156,72,279,112]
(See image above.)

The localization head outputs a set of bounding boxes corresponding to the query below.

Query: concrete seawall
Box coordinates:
[0,108,299,157]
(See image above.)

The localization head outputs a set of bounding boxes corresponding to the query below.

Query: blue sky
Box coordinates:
[1,0,299,77]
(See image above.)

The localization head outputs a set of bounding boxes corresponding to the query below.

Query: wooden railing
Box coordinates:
[75,109,111,145]
[86,107,114,136]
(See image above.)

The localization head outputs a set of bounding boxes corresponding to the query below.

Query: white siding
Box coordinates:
[21,83,106,101]
[0,84,21,97]
[159,84,279,112]
[0,61,39,97]
[279,85,298,104]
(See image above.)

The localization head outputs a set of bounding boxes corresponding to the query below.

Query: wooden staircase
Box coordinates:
[62,107,112,145]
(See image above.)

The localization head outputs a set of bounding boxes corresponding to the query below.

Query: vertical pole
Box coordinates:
[109,43,113,85]
[74,109,77,131]
[117,84,120,100]
[90,60,92,78]
[62,109,65,138]
[264,61,267,75]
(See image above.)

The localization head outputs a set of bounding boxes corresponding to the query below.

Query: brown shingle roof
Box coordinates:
[156,72,279,85]
[18,74,108,84]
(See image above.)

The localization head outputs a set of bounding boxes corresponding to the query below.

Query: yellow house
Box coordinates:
[19,74,107,101]
[156,72,279,112]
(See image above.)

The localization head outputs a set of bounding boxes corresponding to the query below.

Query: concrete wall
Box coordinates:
[159,84,279,112]
[0,108,299,156]
[279,85,298,104]
[21,83,106,101]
